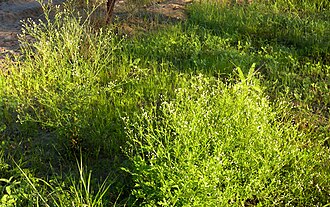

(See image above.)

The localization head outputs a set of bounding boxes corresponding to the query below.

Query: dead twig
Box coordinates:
[106,0,117,23]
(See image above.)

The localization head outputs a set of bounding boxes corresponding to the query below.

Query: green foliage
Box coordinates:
[6,4,131,155]
[0,146,113,206]
[188,0,330,58]
[0,0,329,205]
[186,0,330,139]
[0,147,44,206]
[123,71,329,206]
[0,75,5,134]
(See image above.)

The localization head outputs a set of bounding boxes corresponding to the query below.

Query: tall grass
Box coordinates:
[6,3,131,155]
[0,0,329,205]
[187,0,330,140]
[123,69,329,206]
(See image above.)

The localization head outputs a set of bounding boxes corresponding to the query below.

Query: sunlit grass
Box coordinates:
[0,0,329,206]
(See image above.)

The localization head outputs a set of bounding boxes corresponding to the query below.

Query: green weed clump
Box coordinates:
[0,0,329,206]
[123,69,329,206]
[187,0,330,141]
[4,4,131,154]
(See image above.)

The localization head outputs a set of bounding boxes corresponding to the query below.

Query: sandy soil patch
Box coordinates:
[0,0,192,60]
[146,0,192,20]
[0,0,64,59]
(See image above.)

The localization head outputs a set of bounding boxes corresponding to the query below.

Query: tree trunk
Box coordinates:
[106,0,117,24]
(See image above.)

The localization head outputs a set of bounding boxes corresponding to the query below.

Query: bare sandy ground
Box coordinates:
[0,0,192,59]
[146,0,192,20]
[0,0,64,59]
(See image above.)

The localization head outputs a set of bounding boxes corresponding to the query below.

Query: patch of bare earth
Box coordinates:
[0,0,192,63]
[0,0,42,60]
[0,0,65,62]
[116,0,193,35]
[145,0,193,20]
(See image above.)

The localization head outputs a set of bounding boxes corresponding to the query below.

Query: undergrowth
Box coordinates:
[0,0,329,206]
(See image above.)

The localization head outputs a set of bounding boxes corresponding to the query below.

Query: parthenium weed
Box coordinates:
[123,69,329,206]
[0,0,329,206]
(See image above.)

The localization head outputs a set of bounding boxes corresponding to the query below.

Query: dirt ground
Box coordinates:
[0,0,192,60]
[0,0,66,59]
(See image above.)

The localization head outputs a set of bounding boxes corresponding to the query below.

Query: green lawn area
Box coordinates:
[0,0,329,206]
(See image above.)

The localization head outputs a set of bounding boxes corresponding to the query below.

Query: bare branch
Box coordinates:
[106,0,117,24]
